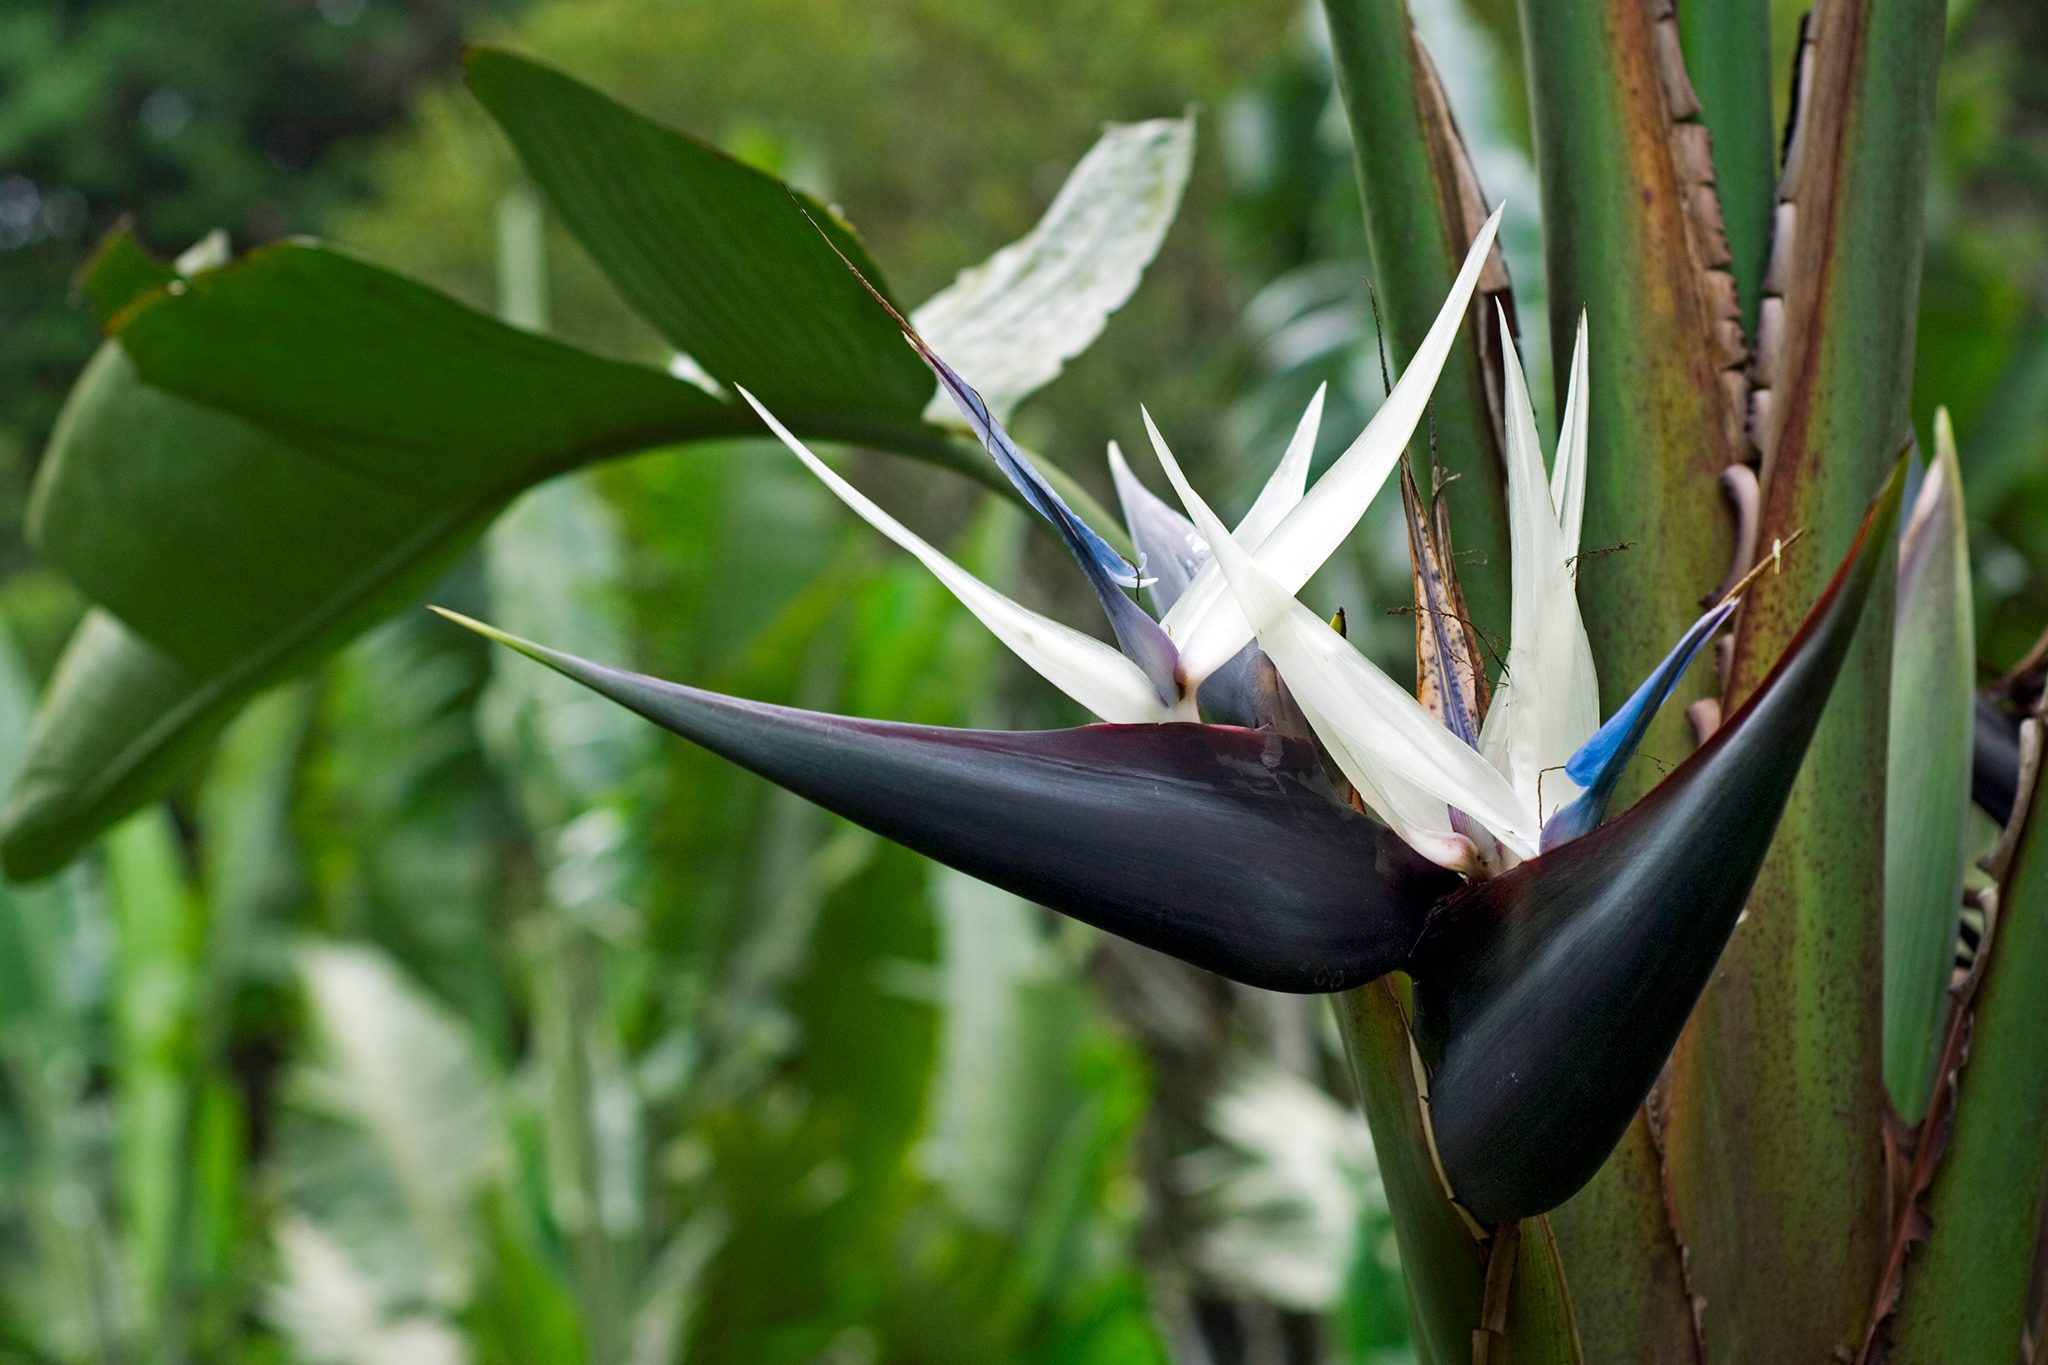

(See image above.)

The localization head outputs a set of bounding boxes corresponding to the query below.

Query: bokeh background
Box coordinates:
[0,0,2042,1360]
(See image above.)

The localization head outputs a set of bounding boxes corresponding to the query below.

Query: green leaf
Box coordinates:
[1883,412,1972,1123]
[1887,726,2048,1362]
[2,238,730,878]
[1675,0,1774,335]
[1320,0,1513,649]
[910,116,1193,424]
[0,608,257,881]
[77,220,177,326]
[465,46,933,419]
[1661,2,1943,1357]
[105,806,203,1331]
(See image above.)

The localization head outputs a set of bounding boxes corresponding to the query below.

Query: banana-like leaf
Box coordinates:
[40,245,738,671]
[1412,461,1902,1225]
[9,86,1187,874]
[1882,416,1972,1123]
[911,116,1194,424]
[1321,0,1514,647]
[433,610,1457,993]
[1887,719,2048,1361]
[1667,1,1943,1352]
[465,47,932,419]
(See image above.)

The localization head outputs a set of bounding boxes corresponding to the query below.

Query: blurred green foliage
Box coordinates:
[0,0,2044,1359]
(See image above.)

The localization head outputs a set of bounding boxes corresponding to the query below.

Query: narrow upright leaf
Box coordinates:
[1320,0,1515,647]
[1887,720,2048,1362]
[1665,1,1944,1354]
[1882,412,1973,1123]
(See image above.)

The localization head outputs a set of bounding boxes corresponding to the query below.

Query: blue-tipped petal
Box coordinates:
[1541,596,1740,847]
[912,335,1182,703]
[431,609,1456,993]
[810,220,1180,702]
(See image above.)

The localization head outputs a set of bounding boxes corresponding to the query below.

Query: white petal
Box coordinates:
[737,388,1184,724]
[1550,313,1590,558]
[1232,382,1325,550]
[1161,205,1506,684]
[1479,312,1600,825]
[1146,419,1538,863]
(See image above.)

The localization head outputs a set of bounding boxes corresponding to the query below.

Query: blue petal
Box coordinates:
[808,220,1180,703]
[914,340,1183,702]
[1543,597,1738,847]
[920,341,1148,587]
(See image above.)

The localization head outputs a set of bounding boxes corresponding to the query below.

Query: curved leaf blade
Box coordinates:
[911,116,1194,423]
[1882,415,1973,1123]
[465,46,932,419]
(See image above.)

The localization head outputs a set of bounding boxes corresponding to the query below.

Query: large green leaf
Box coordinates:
[1887,721,2048,1361]
[1882,413,1972,1123]
[910,116,1194,425]
[465,46,933,420]
[1321,0,1514,650]
[8,78,1183,877]
[1662,1,1944,1357]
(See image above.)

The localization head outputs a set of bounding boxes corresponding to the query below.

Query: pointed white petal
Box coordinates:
[1161,206,1506,684]
[1550,314,1590,558]
[738,388,1183,724]
[1479,312,1600,826]
[1233,382,1326,550]
[1146,421,1537,863]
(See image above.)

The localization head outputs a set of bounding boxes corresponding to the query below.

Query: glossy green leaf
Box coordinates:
[1,608,272,881]
[1663,2,1943,1357]
[911,116,1193,424]
[465,46,932,419]
[1321,0,1513,649]
[35,234,748,669]
[1887,725,2048,1362]
[1882,412,1972,1123]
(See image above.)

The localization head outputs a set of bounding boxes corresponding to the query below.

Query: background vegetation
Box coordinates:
[0,0,2042,1360]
